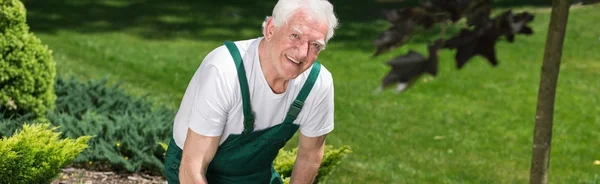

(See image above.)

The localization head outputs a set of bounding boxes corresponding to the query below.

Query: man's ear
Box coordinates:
[263,16,276,41]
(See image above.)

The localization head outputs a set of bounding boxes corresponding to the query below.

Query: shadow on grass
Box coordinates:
[21,0,551,52]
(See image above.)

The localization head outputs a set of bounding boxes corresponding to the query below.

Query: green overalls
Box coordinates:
[164,41,321,184]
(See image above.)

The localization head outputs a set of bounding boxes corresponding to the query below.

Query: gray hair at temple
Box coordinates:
[262,0,339,43]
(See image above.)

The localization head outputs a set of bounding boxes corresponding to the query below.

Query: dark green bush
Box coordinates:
[52,75,168,119]
[0,0,56,118]
[49,75,173,174]
[0,123,91,184]
[1,75,174,175]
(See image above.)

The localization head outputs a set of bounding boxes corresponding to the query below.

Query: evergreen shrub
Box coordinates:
[0,123,91,184]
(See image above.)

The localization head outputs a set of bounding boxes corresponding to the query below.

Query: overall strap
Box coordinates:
[223,41,255,134]
[283,61,321,124]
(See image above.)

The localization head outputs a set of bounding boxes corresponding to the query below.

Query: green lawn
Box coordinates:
[22,0,600,183]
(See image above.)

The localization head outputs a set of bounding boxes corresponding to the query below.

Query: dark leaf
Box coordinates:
[426,39,445,76]
[381,51,427,89]
[373,21,414,57]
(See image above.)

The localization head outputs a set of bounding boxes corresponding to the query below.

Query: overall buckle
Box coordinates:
[287,100,304,119]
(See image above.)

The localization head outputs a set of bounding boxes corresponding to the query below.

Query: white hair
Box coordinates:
[262,0,339,43]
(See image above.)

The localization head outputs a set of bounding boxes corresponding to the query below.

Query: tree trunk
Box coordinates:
[529,0,570,184]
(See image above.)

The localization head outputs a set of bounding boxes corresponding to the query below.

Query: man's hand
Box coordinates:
[179,128,220,184]
[290,133,327,184]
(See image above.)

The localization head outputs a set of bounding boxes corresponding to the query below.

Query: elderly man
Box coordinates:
[163,0,339,183]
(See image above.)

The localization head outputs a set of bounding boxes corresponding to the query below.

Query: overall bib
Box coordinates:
[164,41,321,184]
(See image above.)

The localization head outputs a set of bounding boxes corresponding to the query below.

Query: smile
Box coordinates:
[286,55,300,64]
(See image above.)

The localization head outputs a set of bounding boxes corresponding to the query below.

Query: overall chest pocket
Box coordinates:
[253,123,299,155]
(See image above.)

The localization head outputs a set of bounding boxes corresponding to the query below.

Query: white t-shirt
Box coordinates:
[172,37,335,149]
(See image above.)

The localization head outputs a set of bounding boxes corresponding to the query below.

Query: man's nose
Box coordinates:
[295,42,309,60]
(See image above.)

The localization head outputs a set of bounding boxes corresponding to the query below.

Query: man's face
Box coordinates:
[264,10,329,80]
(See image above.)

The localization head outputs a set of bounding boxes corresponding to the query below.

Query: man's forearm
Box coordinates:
[178,129,220,184]
[290,150,324,184]
[179,158,208,184]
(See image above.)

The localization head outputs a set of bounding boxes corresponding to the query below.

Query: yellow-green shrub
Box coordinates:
[282,176,291,184]
[274,145,352,184]
[0,0,56,118]
[0,123,91,184]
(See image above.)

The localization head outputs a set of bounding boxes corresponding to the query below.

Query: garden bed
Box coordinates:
[51,167,166,184]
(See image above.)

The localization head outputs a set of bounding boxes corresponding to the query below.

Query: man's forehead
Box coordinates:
[286,11,328,33]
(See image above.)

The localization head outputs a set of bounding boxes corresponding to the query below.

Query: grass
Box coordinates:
[20,0,600,183]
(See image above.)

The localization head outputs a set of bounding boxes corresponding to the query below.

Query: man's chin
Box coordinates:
[281,72,300,80]
[279,68,300,78]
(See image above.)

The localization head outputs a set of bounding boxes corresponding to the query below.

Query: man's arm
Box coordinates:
[179,128,221,184]
[290,133,327,184]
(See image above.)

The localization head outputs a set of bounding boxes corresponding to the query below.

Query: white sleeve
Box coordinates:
[186,52,234,137]
[299,76,335,137]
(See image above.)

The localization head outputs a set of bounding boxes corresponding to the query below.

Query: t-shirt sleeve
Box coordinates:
[186,49,234,137]
[299,75,335,137]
